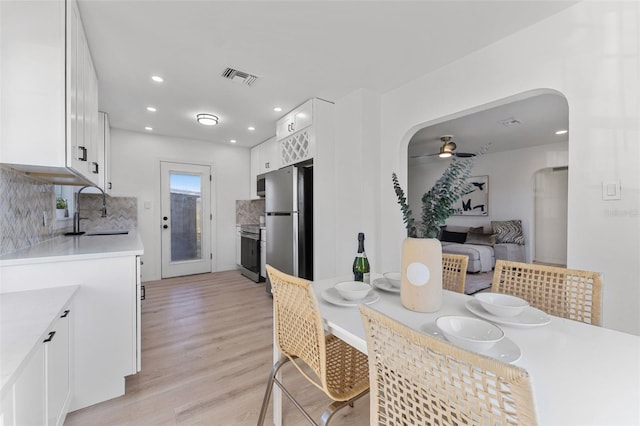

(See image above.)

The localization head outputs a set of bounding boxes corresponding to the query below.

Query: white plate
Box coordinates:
[421,322,522,363]
[465,299,551,328]
[321,287,380,307]
[372,277,400,293]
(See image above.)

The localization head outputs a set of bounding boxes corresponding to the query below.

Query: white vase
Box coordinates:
[55,209,66,220]
[400,237,443,312]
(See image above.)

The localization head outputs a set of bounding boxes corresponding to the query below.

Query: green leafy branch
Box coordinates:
[392,143,489,238]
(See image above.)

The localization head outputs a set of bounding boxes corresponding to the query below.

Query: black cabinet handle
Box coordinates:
[60,310,70,318]
[108,182,112,190]
[78,146,87,161]
[91,162,99,174]
[141,285,146,300]
[163,216,168,221]
[43,331,56,343]
[163,224,168,229]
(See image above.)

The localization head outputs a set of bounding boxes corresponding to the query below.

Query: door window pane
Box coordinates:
[170,173,202,262]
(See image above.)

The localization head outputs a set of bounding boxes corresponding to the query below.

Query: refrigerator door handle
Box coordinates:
[292,212,299,277]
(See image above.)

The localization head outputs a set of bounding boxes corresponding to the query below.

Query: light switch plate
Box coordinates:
[602,180,621,200]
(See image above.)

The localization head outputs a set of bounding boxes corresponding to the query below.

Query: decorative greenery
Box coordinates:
[56,197,67,209]
[392,145,488,238]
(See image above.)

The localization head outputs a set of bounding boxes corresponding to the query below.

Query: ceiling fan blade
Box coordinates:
[454,152,476,158]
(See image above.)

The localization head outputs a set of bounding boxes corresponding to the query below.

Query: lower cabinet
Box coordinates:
[1,255,139,411]
[6,302,72,426]
[236,225,242,266]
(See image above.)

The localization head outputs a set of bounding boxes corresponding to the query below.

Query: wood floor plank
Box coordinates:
[64,270,369,425]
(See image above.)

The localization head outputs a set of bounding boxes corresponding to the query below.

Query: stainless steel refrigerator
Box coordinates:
[265,162,313,293]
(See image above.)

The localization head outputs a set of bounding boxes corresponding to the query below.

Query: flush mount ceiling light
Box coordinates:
[248,126,255,131]
[196,114,218,126]
[273,107,282,112]
[151,75,164,83]
[146,106,157,112]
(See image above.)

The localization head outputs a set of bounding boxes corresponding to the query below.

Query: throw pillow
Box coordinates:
[465,232,497,246]
[492,220,525,245]
[440,230,467,244]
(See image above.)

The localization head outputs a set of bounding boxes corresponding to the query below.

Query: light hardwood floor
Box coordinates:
[64,270,369,425]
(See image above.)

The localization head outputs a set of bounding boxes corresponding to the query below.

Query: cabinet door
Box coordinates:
[45,308,71,426]
[250,146,260,199]
[1,384,15,426]
[262,137,279,172]
[14,344,45,426]
[276,100,313,141]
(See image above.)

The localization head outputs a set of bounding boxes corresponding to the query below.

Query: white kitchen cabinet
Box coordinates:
[250,136,279,199]
[1,254,140,411]
[1,287,76,426]
[13,344,45,426]
[276,100,313,141]
[97,112,111,193]
[46,308,71,426]
[0,0,102,188]
[276,98,333,167]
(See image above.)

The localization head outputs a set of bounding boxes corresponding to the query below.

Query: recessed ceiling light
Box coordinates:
[146,106,157,112]
[151,75,164,83]
[555,129,568,135]
[273,107,282,112]
[197,113,218,126]
[145,126,153,131]
[230,139,237,144]
[248,126,255,131]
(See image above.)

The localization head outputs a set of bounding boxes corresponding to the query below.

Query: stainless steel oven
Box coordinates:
[240,225,262,282]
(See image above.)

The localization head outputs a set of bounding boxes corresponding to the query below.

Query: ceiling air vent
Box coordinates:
[221,67,258,86]
[498,117,522,127]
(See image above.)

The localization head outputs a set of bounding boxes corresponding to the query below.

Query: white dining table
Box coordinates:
[269,273,640,426]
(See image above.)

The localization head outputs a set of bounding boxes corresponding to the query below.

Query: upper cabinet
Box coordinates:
[0,0,104,188]
[250,136,279,199]
[276,98,332,167]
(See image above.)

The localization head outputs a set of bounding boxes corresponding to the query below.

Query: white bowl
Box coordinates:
[334,281,372,301]
[383,272,401,288]
[436,316,504,352]
[475,292,530,317]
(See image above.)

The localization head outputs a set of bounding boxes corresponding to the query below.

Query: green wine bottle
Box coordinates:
[352,232,371,283]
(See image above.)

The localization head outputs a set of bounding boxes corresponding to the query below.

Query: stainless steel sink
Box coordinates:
[84,230,129,236]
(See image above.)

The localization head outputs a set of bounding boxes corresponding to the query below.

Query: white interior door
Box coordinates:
[534,167,568,265]
[161,161,212,278]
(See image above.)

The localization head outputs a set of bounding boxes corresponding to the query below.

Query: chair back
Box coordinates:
[442,253,468,293]
[266,265,327,387]
[360,304,538,425]
[491,260,603,325]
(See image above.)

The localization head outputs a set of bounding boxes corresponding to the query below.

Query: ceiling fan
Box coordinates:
[412,135,476,159]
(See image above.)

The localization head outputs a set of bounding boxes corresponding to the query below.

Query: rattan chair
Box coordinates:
[359,304,538,425]
[257,265,369,426]
[491,260,603,326]
[442,253,468,293]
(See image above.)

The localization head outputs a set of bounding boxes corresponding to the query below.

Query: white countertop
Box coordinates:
[1,285,79,394]
[0,230,143,267]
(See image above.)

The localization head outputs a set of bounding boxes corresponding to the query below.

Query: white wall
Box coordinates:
[110,129,250,281]
[326,89,382,278]
[373,1,639,334]
[408,141,569,263]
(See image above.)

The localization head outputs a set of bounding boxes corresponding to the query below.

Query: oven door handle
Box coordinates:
[240,232,260,241]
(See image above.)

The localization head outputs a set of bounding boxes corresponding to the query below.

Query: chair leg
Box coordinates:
[257,357,291,426]
[318,389,369,426]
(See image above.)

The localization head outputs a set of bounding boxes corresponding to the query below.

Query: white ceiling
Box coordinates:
[408,92,570,164]
[79,0,577,148]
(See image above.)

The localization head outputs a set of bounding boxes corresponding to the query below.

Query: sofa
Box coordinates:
[438,220,526,273]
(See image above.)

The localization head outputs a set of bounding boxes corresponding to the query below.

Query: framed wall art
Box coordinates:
[456,175,489,216]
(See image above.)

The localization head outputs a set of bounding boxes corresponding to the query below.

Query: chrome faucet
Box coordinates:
[73,185,107,234]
